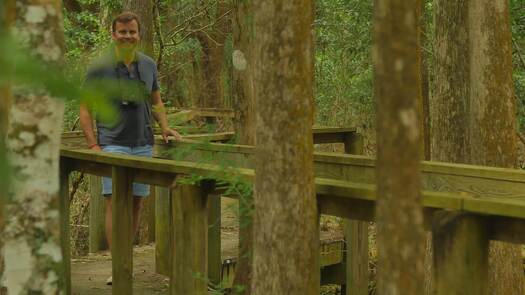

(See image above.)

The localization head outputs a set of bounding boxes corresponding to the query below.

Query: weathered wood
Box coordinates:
[61,149,525,220]
[342,132,368,295]
[60,149,525,244]
[147,187,156,243]
[171,184,208,295]
[432,212,488,295]
[155,186,171,276]
[59,161,72,294]
[111,166,134,295]
[207,195,221,286]
[89,175,107,252]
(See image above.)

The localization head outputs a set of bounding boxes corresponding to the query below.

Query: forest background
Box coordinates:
[62,0,525,155]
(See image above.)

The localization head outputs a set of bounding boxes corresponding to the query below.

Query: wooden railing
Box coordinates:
[59,128,525,295]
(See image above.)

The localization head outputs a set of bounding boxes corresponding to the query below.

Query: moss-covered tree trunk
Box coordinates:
[3,0,66,293]
[374,0,426,294]
[432,1,523,293]
[252,0,318,294]
[231,0,255,292]
[469,2,523,293]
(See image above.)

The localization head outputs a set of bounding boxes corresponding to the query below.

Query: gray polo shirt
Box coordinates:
[85,51,159,147]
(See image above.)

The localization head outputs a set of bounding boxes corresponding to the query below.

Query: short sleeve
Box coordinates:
[151,63,160,92]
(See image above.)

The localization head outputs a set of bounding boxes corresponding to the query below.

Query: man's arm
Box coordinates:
[79,103,102,151]
[151,90,182,142]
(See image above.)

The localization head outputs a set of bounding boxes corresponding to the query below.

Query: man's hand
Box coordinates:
[90,144,102,151]
[161,128,182,143]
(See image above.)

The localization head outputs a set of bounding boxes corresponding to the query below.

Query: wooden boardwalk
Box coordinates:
[60,128,525,295]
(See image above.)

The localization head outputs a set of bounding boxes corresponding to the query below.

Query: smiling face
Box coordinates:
[111,20,140,54]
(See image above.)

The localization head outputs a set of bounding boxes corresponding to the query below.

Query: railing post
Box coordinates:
[208,191,221,286]
[59,160,72,294]
[112,166,134,295]
[89,175,107,252]
[170,183,208,295]
[432,212,488,295]
[155,186,171,275]
[343,131,368,295]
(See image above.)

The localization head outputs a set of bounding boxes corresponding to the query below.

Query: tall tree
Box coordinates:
[3,0,67,293]
[194,0,230,109]
[432,1,523,293]
[125,0,154,57]
[0,1,15,292]
[374,0,426,294]
[231,0,255,292]
[252,0,318,294]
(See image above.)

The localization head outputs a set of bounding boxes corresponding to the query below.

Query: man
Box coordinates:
[79,12,181,285]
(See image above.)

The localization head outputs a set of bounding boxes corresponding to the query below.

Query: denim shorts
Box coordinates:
[102,145,153,197]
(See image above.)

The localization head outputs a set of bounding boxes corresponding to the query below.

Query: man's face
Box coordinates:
[112,20,140,52]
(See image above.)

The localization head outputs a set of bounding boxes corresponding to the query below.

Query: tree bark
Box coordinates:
[0,2,15,293]
[195,0,230,109]
[3,0,66,293]
[432,1,523,293]
[252,0,318,294]
[231,0,255,292]
[469,2,523,293]
[125,0,154,57]
[374,0,426,294]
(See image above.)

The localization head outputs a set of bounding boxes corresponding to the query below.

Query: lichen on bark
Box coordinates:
[2,0,66,294]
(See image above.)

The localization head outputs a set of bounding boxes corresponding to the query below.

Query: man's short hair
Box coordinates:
[112,12,141,33]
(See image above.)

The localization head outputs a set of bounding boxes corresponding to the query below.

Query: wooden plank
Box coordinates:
[170,184,208,295]
[89,175,107,252]
[59,161,71,294]
[111,166,134,295]
[61,149,525,220]
[155,186,171,276]
[207,195,221,286]
[157,140,525,204]
[342,132,368,295]
[432,212,488,295]
[147,186,156,243]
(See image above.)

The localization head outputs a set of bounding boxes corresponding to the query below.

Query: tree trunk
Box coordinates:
[0,2,15,292]
[125,0,154,57]
[231,0,255,292]
[432,1,523,293]
[195,1,230,109]
[3,0,66,293]
[374,0,426,294]
[252,1,318,294]
[469,2,523,293]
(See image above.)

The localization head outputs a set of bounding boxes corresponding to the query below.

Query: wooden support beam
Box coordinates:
[170,184,208,295]
[59,161,72,294]
[89,175,107,252]
[432,212,488,295]
[208,194,222,286]
[155,186,171,276]
[147,187,156,243]
[111,166,134,294]
[342,132,368,295]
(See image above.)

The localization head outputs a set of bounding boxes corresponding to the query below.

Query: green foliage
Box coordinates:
[314,0,374,129]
